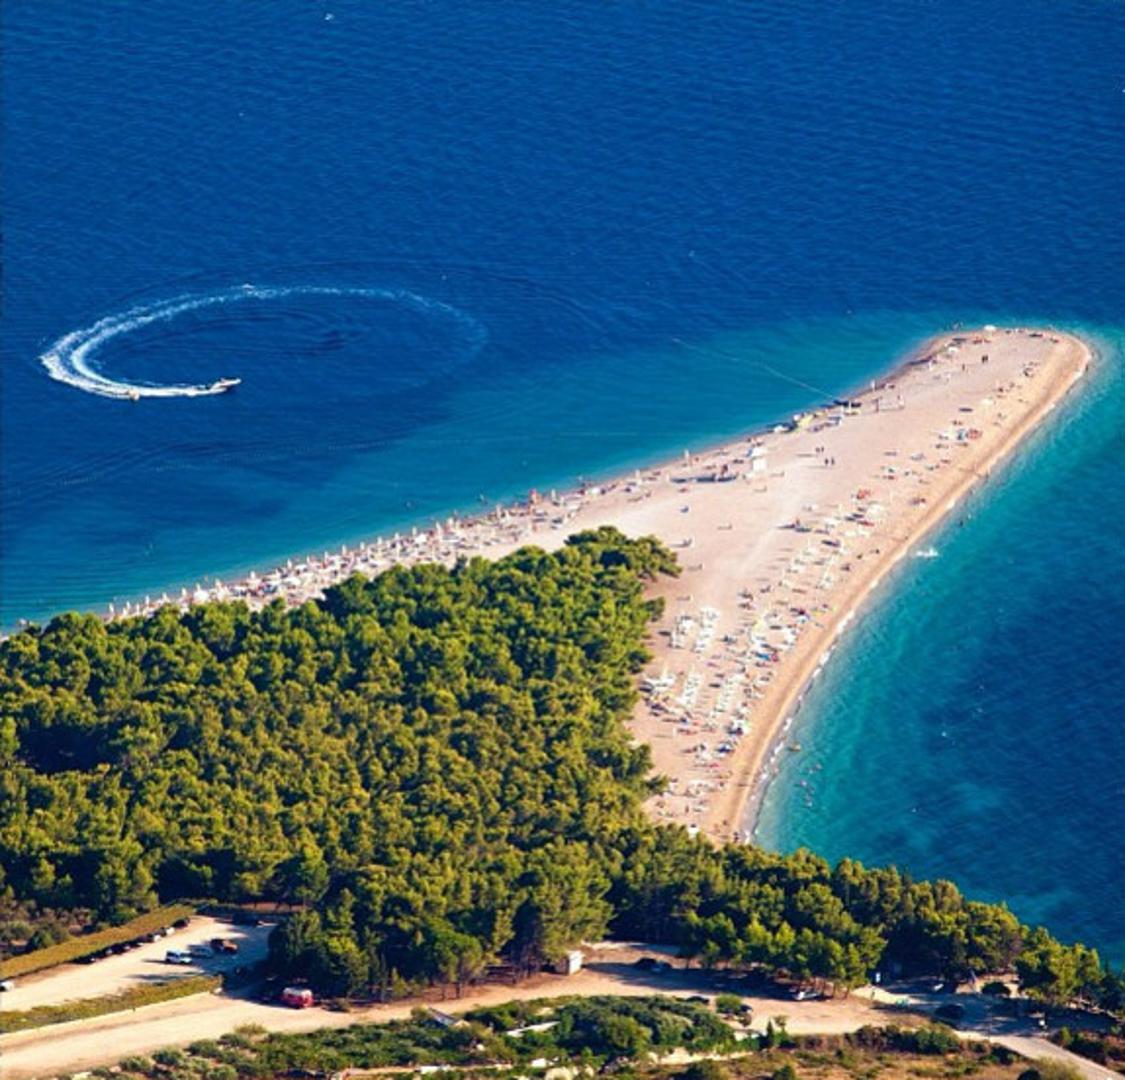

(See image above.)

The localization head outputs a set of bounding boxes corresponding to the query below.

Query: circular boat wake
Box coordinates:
[40,284,488,400]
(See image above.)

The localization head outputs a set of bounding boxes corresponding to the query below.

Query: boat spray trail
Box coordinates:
[40,284,488,401]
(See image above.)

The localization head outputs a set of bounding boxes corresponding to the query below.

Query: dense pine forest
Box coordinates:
[1,528,1121,1011]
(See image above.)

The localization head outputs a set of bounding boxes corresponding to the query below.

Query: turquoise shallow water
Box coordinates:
[755,327,1125,965]
[2,1,1123,962]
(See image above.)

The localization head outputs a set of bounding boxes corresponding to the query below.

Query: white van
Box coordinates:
[164,949,193,965]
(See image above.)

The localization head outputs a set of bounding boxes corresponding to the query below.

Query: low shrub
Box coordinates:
[1018,1062,1084,1080]
[681,1061,727,1080]
[909,1025,962,1054]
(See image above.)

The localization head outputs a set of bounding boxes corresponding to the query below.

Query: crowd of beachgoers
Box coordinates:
[620,328,1085,840]
[102,482,647,620]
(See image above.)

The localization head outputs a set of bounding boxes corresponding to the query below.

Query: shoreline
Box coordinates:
[8,327,1093,848]
[738,333,1094,840]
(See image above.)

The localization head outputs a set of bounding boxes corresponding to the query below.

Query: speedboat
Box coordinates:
[211,377,241,392]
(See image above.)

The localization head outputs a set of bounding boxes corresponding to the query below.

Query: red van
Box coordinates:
[281,986,315,1008]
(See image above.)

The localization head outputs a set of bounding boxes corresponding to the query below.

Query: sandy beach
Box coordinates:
[103,327,1091,843]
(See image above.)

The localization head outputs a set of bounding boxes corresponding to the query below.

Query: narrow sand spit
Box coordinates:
[105,327,1091,843]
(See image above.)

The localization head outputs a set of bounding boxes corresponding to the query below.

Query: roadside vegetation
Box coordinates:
[93,998,1049,1080]
[0,973,219,1034]
[1051,1024,1125,1072]
[1,529,1121,1016]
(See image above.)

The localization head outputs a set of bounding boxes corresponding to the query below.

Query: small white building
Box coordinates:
[554,949,584,976]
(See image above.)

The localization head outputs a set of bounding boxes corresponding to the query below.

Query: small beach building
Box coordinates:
[553,949,584,976]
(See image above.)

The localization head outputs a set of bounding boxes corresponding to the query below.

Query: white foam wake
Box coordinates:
[40,284,487,400]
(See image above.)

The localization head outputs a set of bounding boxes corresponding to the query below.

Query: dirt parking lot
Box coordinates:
[0,916,273,1011]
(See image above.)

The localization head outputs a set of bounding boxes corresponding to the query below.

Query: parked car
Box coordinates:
[172,917,191,929]
[0,979,16,992]
[281,986,315,1008]
[165,949,193,965]
[211,937,239,954]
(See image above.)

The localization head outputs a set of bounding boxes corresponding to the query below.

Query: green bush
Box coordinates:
[118,1057,152,1072]
[681,1060,727,1080]
[988,1044,1016,1065]
[152,1049,187,1066]
[848,1025,960,1057]
[909,1025,962,1055]
[713,993,744,1016]
[204,1068,238,1080]
[1018,1065,1084,1080]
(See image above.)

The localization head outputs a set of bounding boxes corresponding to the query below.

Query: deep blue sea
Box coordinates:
[2,2,1122,962]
